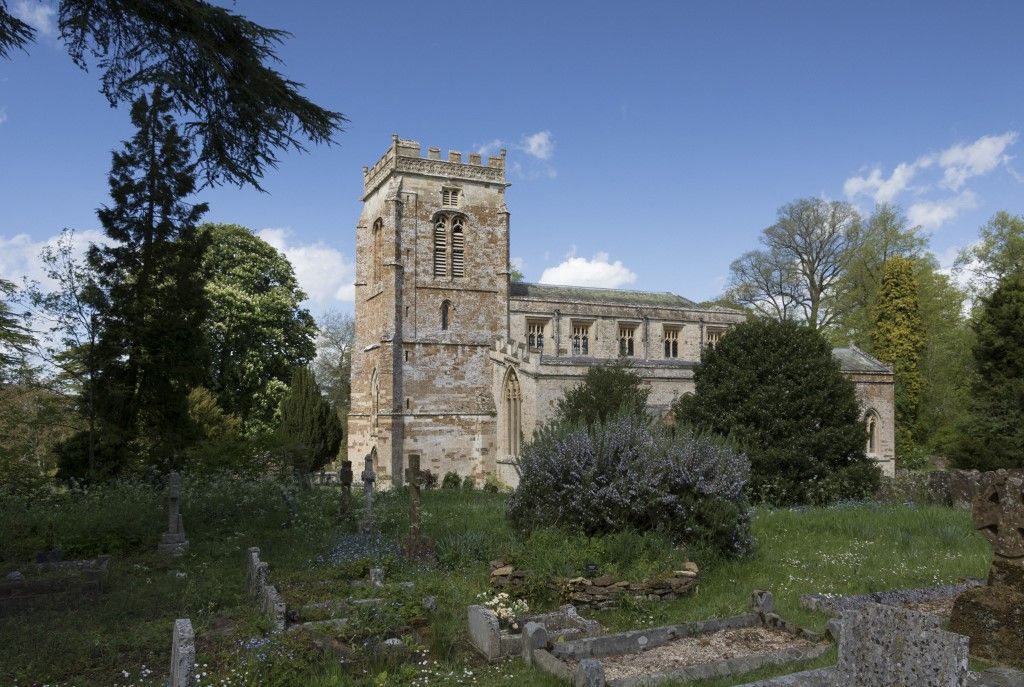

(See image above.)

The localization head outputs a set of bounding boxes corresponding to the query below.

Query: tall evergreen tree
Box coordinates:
[871,256,925,464]
[953,269,1024,470]
[79,87,209,474]
[276,366,343,476]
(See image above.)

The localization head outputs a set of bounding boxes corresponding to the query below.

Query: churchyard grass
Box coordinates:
[0,482,990,686]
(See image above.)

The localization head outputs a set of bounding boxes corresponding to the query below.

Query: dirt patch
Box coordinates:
[568,626,819,681]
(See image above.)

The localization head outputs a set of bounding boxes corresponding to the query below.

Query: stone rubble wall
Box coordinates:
[878,468,1024,508]
[489,560,699,609]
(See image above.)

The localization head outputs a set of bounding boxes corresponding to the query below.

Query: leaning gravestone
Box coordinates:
[169,618,196,687]
[359,455,376,535]
[158,472,189,556]
[949,470,1024,668]
[339,460,354,523]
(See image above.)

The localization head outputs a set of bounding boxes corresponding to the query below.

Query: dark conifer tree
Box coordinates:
[79,87,209,474]
[953,269,1024,469]
[276,366,343,476]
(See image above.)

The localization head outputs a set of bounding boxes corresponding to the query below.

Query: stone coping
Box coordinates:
[529,595,829,687]
[799,579,984,618]
[467,603,601,662]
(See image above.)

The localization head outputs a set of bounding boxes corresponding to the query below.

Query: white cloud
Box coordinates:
[257,228,355,306]
[0,229,104,288]
[843,160,924,204]
[844,131,1019,229]
[907,190,977,229]
[11,0,56,36]
[937,132,1018,190]
[475,138,505,157]
[539,251,637,289]
[521,130,554,160]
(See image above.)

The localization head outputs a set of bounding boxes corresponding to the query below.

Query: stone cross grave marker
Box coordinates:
[402,455,434,559]
[973,471,1024,569]
[359,455,376,534]
[338,460,353,523]
[158,472,189,556]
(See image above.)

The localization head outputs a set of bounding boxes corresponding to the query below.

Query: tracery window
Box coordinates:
[705,326,727,348]
[619,325,636,357]
[504,370,522,458]
[664,327,679,358]
[571,322,590,356]
[432,212,467,278]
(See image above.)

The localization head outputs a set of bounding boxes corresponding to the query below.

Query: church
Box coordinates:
[347,136,895,488]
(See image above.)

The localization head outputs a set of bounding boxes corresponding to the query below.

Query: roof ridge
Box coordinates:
[512,281,684,298]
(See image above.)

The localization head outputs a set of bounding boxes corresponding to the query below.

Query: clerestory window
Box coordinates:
[664,327,679,358]
[619,325,636,357]
[527,321,546,351]
[571,322,590,356]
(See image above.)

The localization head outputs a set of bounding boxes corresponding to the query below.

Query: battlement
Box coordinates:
[362,134,507,198]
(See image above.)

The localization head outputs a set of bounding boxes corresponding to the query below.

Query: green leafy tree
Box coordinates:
[77,87,209,475]
[555,361,651,426]
[199,223,316,435]
[0,277,32,377]
[952,270,1024,470]
[276,366,343,475]
[0,0,345,189]
[675,318,879,505]
[955,211,1024,298]
[871,257,925,465]
[831,205,927,347]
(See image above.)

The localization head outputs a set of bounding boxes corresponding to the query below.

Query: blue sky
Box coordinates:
[3,0,1024,313]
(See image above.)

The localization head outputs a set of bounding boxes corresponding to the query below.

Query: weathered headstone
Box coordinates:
[949,470,1024,668]
[359,454,376,535]
[522,621,548,667]
[338,460,354,523]
[838,603,968,686]
[402,455,435,559]
[575,658,606,687]
[169,618,196,687]
[158,472,189,556]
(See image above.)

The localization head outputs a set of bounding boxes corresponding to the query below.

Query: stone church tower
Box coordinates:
[348,136,511,487]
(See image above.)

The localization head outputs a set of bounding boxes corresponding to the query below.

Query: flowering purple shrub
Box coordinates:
[507,416,753,557]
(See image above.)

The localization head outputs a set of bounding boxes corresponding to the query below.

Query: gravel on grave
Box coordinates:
[567,627,820,681]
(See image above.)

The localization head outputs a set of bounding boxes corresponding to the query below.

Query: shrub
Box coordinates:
[507,415,753,558]
[441,471,461,490]
[555,360,651,426]
[483,473,502,493]
[420,469,439,489]
[675,318,880,506]
[461,475,475,490]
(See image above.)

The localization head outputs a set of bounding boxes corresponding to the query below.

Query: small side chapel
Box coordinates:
[347,136,896,488]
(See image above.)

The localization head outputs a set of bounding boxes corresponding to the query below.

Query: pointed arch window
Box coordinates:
[372,218,383,285]
[504,370,522,458]
[865,411,879,454]
[451,216,465,277]
[441,300,452,331]
[433,216,447,277]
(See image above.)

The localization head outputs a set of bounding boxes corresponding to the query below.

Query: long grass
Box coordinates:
[0,484,990,686]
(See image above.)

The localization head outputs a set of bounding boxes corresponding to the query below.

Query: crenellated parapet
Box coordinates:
[363,134,507,198]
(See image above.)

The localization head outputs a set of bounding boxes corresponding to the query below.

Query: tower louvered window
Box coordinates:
[442,188,461,207]
[433,217,447,277]
[451,217,465,277]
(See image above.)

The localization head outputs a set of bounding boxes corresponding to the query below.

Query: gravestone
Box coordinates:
[169,618,196,687]
[949,470,1024,668]
[158,472,189,556]
[838,603,968,686]
[359,455,376,535]
[338,460,354,523]
[402,455,435,559]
